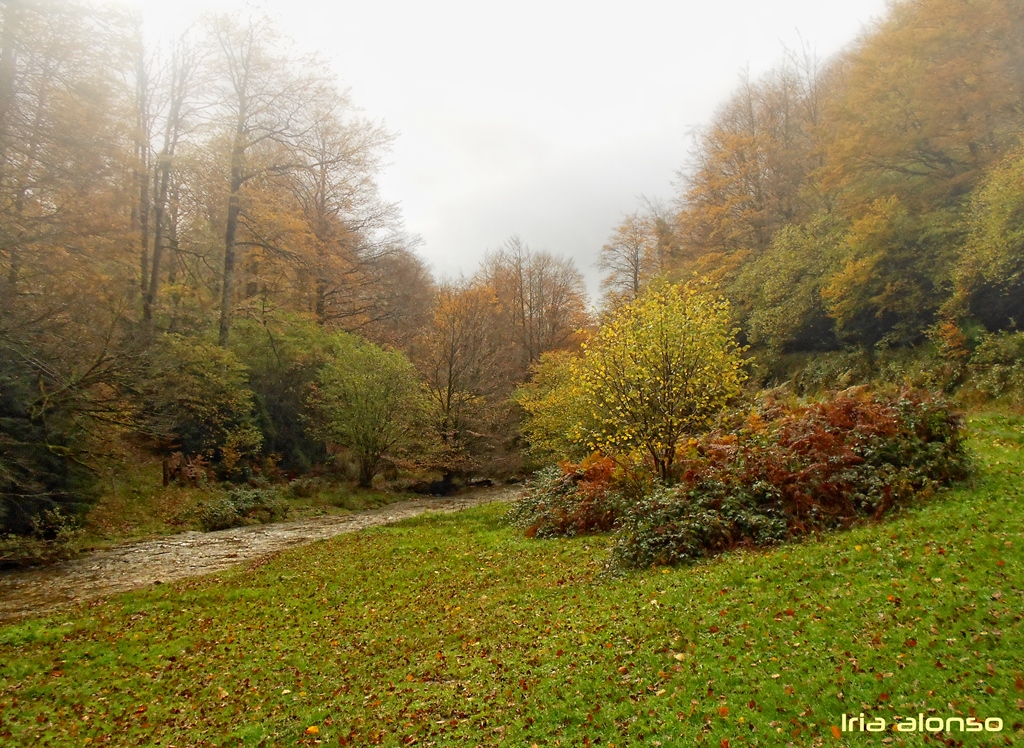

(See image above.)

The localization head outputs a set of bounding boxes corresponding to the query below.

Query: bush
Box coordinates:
[199,487,288,532]
[607,388,966,568]
[506,455,628,538]
[1,353,97,536]
[142,335,262,472]
[0,509,83,568]
[288,476,324,499]
[612,481,788,568]
[962,331,1024,406]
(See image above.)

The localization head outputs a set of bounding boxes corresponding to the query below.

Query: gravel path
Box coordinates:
[0,486,521,622]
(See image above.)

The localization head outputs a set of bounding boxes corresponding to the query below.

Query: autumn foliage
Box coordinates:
[507,455,626,539]
[513,388,967,567]
[517,283,745,480]
[613,388,967,567]
[668,0,1024,353]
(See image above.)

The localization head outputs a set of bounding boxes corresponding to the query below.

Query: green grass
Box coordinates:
[1,416,1022,746]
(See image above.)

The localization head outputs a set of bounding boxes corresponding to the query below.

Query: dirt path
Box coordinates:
[0,486,521,623]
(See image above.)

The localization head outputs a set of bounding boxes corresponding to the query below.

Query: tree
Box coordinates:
[477,237,590,377]
[597,211,659,307]
[143,334,262,470]
[513,350,592,464]
[141,28,206,325]
[0,0,147,533]
[0,345,98,535]
[204,13,329,346]
[575,283,745,481]
[414,280,505,481]
[674,57,824,277]
[949,148,1024,328]
[280,96,405,329]
[820,0,1024,212]
[229,314,338,471]
[732,219,840,354]
[307,334,427,487]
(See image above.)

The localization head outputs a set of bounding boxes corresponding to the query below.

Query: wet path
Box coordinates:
[0,487,520,622]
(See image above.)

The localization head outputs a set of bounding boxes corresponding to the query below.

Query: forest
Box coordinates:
[2,0,1024,552]
[1,0,1023,745]
[0,0,595,547]
[0,0,1022,557]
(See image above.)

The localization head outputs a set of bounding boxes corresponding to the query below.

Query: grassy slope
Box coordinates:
[0,416,1022,747]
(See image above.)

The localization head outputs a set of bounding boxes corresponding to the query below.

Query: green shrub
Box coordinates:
[609,389,966,568]
[0,509,82,568]
[612,481,788,568]
[963,331,1024,406]
[199,487,288,532]
[790,350,875,394]
[142,335,262,472]
[507,456,628,538]
[288,476,324,499]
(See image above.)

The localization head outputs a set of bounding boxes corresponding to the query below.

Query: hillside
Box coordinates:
[1,414,1020,746]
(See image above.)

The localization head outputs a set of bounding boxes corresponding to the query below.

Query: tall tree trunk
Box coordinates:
[218,124,245,347]
[0,0,20,188]
[0,0,20,289]
[144,152,172,323]
[134,33,150,299]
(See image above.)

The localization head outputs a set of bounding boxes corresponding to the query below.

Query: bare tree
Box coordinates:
[478,237,590,377]
[598,211,657,306]
[142,29,207,325]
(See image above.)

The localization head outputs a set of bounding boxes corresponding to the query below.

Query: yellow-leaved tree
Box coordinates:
[518,283,746,481]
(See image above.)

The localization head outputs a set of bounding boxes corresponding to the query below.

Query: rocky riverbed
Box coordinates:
[0,487,521,622]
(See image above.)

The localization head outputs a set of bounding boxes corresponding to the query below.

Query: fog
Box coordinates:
[130,0,891,298]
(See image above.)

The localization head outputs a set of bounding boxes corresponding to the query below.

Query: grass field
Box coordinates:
[1,415,1022,746]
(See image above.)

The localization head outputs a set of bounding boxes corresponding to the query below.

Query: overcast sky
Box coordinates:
[129,0,891,298]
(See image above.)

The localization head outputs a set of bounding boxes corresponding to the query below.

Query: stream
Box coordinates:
[0,487,521,622]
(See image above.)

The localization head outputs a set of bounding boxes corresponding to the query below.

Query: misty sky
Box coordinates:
[130,0,891,298]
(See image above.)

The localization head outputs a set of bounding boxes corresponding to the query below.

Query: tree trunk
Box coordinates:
[0,0,21,191]
[135,36,150,299]
[144,152,172,324]
[218,123,245,347]
[357,454,377,488]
